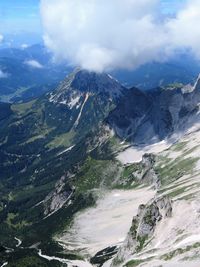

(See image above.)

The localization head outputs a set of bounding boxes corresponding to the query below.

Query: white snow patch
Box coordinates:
[59,100,67,105]
[107,74,119,83]
[57,145,75,156]
[34,200,45,207]
[74,93,89,127]
[14,237,22,247]
[68,96,80,109]
[49,93,56,103]
[38,249,93,267]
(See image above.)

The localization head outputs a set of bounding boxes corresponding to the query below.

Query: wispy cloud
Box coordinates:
[25,59,44,69]
[21,43,29,49]
[0,69,9,78]
[0,34,4,43]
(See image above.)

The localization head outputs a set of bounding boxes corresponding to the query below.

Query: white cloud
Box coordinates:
[21,44,29,49]
[25,60,44,69]
[0,34,4,44]
[166,0,200,58]
[40,0,200,72]
[0,69,9,79]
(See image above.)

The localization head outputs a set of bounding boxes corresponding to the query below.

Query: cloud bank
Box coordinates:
[40,0,200,72]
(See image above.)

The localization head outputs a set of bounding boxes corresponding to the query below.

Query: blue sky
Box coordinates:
[161,0,186,14]
[0,0,41,46]
[0,0,41,34]
[0,0,186,46]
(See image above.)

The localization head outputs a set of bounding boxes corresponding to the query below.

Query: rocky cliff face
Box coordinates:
[43,175,74,217]
[112,196,172,266]
[108,76,200,145]
[134,154,160,189]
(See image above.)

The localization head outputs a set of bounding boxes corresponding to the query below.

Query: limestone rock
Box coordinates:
[112,196,172,266]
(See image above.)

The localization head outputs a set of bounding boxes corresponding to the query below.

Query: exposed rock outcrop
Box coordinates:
[134,154,160,189]
[112,196,172,266]
[43,175,74,217]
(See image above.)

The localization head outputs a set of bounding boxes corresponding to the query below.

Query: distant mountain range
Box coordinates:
[113,53,200,89]
[0,44,200,103]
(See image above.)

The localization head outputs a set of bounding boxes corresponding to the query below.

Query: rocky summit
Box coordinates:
[1,70,200,267]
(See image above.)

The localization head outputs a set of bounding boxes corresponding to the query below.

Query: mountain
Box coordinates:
[1,70,200,267]
[0,69,124,186]
[50,69,123,102]
[108,77,200,145]
[0,44,72,103]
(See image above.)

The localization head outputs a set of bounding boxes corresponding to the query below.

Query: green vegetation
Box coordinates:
[161,242,200,261]
[136,235,148,252]
[163,83,184,91]
[172,141,188,152]
[114,163,142,189]
[11,99,36,115]
[74,157,121,193]
[167,185,188,198]
[47,131,75,148]
[6,212,29,229]
[155,156,199,186]
[123,164,140,178]
[0,95,104,247]
[123,258,153,267]
[7,256,60,267]
[0,93,122,251]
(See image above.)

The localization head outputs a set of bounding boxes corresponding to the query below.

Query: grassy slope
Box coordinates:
[0,92,127,265]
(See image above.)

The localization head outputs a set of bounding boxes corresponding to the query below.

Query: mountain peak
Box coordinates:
[68,69,123,96]
[49,69,124,109]
[49,69,124,106]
